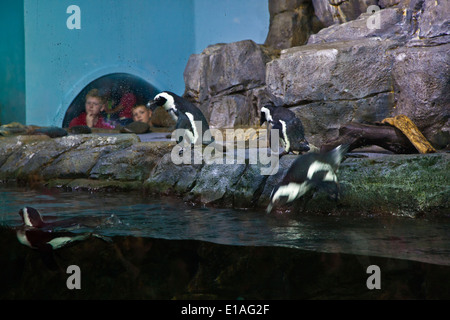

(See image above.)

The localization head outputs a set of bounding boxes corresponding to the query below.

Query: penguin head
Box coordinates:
[147,92,176,112]
[19,207,45,228]
[260,105,275,126]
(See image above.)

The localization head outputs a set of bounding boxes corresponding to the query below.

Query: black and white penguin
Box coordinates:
[266,144,349,213]
[260,105,309,155]
[17,207,111,269]
[18,206,113,230]
[147,91,213,146]
[16,228,93,251]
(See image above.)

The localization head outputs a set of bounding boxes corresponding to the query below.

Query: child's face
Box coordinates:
[85,97,104,115]
[132,106,151,123]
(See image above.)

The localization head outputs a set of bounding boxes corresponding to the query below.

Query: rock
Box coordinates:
[391,42,450,149]
[30,126,68,138]
[337,153,450,216]
[266,38,397,145]
[265,0,322,49]
[268,38,396,104]
[183,40,271,128]
[410,0,450,38]
[0,134,448,217]
[120,121,150,134]
[67,125,92,134]
[307,8,407,44]
[312,0,379,27]
[90,142,173,181]
[144,152,203,195]
[184,40,269,101]
[0,122,29,136]
[189,163,247,204]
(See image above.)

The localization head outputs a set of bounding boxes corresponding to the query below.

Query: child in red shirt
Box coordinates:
[69,89,115,129]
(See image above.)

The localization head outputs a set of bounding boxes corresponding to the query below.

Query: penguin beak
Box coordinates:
[260,113,267,126]
[300,140,310,152]
[146,100,159,111]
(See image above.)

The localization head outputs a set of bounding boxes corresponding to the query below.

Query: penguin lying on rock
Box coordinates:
[266,144,349,213]
[147,91,213,146]
[260,105,310,156]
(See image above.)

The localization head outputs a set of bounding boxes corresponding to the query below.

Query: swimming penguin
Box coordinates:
[266,144,349,213]
[147,91,213,146]
[17,207,112,270]
[16,228,110,270]
[18,206,113,230]
[260,105,309,155]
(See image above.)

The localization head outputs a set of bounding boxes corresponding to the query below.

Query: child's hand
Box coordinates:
[86,113,98,127]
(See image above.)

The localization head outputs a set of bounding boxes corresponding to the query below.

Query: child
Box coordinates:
[69,89,115,129]
[132,105,153,127]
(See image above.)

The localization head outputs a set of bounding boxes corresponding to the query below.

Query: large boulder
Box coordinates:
[266,38,396,145]
[266,0,449,148]
[183,40,272,128]
[391,42,450,148]
[264,0,323,49]
[312,0,379,27]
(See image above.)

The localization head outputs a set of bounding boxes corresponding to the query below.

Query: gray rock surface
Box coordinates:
[1,135,448,217]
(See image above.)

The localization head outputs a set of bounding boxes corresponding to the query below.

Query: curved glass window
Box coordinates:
[62,73,159,128]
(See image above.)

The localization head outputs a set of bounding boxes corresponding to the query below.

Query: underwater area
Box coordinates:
[1,184,449,299]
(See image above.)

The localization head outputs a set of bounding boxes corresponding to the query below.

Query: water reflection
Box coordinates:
[1,186,449,266]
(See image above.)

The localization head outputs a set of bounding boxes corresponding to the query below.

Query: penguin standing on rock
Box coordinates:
[261,105,310,155]
[147,91,213,146]
[266,144,349,213]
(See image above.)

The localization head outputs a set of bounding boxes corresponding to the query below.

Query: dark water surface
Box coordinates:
[1,185,449,266]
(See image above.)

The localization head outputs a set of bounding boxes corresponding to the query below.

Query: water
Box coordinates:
[1,185,449,266]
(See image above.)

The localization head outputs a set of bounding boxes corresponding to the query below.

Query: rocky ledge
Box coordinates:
[0,133,448,218]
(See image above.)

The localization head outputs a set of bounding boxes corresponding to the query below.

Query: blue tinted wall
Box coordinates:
[0,0,26,125]
[0,0,269,127]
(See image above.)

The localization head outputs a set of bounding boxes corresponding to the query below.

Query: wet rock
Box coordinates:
[189,163,247,204]
[144,152,204,195]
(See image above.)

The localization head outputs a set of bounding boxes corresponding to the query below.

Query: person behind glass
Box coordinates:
[132,105,153,127]
[104,84,136,126]
[69,89,115,129]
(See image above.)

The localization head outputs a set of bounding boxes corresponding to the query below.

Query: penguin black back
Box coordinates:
[267,144,349,213]
[261,104,309,154]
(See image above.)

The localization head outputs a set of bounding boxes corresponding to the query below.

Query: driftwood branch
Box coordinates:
[320,122,418,154]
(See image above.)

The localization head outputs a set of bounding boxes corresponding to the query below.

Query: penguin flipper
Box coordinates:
[36,243,59,271]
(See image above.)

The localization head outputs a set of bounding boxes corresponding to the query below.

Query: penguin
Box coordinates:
[16,228,109,270]
[18,206,114,230]
[17,207,112,270]
[260,105,310,155]
[266,144,349,213]
[147,91,213,146]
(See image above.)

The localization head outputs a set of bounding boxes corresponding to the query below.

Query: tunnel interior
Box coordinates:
[62,73,160,128]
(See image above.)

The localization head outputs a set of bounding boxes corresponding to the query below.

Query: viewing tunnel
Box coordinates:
[62,73,159,128]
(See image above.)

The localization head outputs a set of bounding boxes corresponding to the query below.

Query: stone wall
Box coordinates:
[1,134,448,217]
